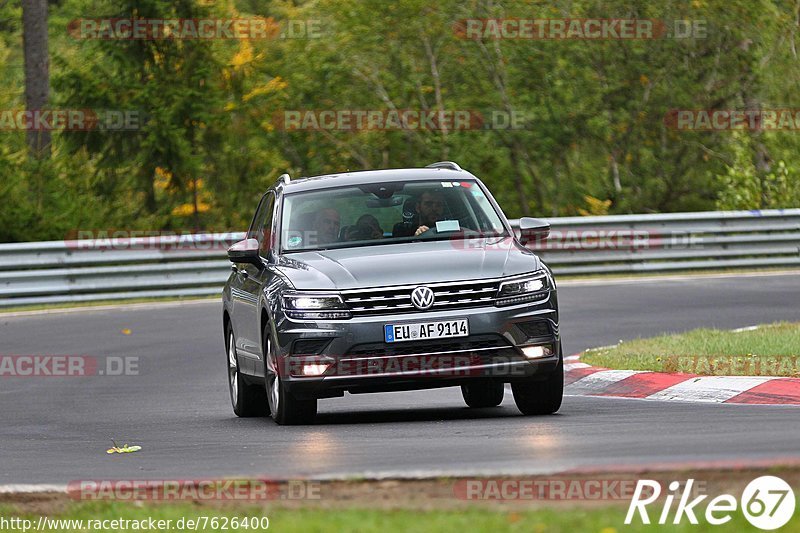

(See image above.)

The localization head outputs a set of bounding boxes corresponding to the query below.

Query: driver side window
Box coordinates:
[247,193,275,258]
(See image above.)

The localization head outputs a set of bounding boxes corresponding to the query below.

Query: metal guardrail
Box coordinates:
[0,210,798,307]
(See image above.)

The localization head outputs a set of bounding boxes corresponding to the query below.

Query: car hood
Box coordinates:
[276,237,542,290]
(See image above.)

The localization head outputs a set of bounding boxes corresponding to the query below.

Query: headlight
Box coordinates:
[282,293,351,319]
[495,272,551,307]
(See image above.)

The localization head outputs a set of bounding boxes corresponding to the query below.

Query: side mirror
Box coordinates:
[518,217,550,245]
[227,238,264,267]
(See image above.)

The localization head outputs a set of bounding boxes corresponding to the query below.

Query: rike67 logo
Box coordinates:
[626,476,795,530]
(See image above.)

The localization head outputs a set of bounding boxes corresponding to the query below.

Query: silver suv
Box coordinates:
[223,162,562,424]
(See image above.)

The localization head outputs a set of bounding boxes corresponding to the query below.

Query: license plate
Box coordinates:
[384,319,469,343]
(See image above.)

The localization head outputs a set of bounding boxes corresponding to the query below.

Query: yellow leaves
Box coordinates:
[225,39,268,85]
[107,439,142,454]
[152,50,162,66]
[243,76,288,102]
[231,40,254,68]
[155,170,213,216]
[577,195,612,216]
[171,178,212,216]
[639,74,649,86]
[154,166,172,191]
[172,201,211,216]
[107,444,141,454]
[188,178,204,192]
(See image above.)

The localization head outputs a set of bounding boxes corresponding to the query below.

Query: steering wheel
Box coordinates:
[415,226,437,237]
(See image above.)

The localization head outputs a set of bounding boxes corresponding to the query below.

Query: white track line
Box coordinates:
[567,369,646,389]
[0,484,67,493]
[646,376,773,403]
[564,362,592,371]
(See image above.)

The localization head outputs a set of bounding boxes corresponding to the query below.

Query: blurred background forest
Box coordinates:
[2,0,800,242]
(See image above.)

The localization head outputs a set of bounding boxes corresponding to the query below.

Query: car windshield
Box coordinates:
[280,179,508,252]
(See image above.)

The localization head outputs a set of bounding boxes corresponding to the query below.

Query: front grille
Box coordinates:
[344,334,513,358]
[341,279,500,316]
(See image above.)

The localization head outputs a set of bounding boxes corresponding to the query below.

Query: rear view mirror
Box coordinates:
[518,217,550,245]
[227,238,263,266]
[366,196,404,208]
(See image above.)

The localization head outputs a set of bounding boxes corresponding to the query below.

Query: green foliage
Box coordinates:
[715,133,800,210]
[1,0,800,241]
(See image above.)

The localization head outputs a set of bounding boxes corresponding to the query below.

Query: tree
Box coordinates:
[22,0,49,157]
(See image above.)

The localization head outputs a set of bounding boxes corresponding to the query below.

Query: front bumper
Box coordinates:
[273,296,560,399]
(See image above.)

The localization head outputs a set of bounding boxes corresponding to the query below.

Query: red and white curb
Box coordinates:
[563,355,800,405]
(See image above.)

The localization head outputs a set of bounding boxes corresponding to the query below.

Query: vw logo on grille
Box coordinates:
[411,286,435,310]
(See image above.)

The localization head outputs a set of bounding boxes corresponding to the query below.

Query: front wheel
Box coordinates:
[264,325,317,425]
[511,342,564,415]
[226,324,267,417]
[461,380,504,408]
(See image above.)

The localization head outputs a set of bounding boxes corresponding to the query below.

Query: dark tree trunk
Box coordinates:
[22,0,50,158]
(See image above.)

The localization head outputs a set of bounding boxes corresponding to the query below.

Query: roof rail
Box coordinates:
[425,161,462,172]
[278,173,291,184]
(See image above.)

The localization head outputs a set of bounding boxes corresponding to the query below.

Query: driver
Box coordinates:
[391,190,446,237]
[413,190,445,236]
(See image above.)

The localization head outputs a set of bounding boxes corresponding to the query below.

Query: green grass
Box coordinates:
[581,322,800,376]
[1,502,797,532]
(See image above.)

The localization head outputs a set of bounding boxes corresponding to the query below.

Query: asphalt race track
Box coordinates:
[2,272,800,485]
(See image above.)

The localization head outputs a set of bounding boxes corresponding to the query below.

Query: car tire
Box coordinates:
[460,380,504,408]
[511,342,564,415]
[226,323,268,417]
[263,323,317,425]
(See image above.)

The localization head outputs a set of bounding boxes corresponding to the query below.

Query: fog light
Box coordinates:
[521,344,553,359]
[301,363,330,376]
